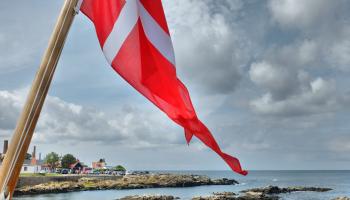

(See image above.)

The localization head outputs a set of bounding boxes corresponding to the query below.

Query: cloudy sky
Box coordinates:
[1,0,350,174]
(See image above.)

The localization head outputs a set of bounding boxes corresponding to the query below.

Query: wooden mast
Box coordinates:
[0,0,81,198]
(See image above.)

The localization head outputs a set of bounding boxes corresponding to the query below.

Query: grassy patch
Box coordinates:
[82,181,96,188]
[20,173,61,177]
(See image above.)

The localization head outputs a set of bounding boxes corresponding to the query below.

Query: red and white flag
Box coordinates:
[80,0,247,175]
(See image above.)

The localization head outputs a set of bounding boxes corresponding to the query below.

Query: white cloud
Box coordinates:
[0,90,23,130]
[264,39,320,69]
[267,0,350,73]
[247,8,350,117]
[163,0,252,94]
[0,89,183,148]
[268,0,335,29]
[250,77,340,117]
[249,61,299,100]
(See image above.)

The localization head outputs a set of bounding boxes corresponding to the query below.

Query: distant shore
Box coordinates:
[14,173,238,196]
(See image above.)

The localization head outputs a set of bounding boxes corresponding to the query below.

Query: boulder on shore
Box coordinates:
[332,197,350,200]
[118,195,179,200]
[192,192,237,200]
[241,185,332,195]
[192,191,278,200]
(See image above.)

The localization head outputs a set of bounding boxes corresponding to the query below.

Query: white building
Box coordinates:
[20,145,44,174]
[21,160,42,174]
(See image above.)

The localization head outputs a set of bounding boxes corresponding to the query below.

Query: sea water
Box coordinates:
[13,170,350,200]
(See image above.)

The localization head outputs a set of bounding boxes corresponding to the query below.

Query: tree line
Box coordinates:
[43,152,126,172]
[44,152,77,169]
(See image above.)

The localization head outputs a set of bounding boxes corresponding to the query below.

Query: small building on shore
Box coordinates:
[21,145,44,174]
[21,159,42,174]
[70,160,84,174]
[40,163,52,173]
[92,158,107,169]
[82,166,93,174]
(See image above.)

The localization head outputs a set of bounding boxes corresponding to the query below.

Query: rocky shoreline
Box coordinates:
[117,185,334,200]
[13,174,343,199]
[14,174,238,196]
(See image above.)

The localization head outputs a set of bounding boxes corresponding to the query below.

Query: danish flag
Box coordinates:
[80,0,247,175]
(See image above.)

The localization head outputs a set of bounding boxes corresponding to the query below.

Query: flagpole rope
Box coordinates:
[1,0,76,194]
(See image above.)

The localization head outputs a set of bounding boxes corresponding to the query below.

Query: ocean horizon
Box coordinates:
[14,170,350,200]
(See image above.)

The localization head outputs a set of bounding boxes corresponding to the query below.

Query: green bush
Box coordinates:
[114,165,126,171]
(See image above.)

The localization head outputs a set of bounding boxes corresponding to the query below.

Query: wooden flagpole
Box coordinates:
[0,0,81,198]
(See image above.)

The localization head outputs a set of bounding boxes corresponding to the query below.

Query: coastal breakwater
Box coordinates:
[14,174,238,196]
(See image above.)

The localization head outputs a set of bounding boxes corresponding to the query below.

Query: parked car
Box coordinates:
[61,169,69,174]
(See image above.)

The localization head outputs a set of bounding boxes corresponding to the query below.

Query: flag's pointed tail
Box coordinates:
[184,119,248,176]
[184,129,193,145]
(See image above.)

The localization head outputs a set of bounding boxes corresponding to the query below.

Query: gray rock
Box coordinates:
[241,185,332,195]
[192,191,278,200]
[118,195,179,200]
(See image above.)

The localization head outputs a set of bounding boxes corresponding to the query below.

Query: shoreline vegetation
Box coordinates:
[14,173,346,200]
